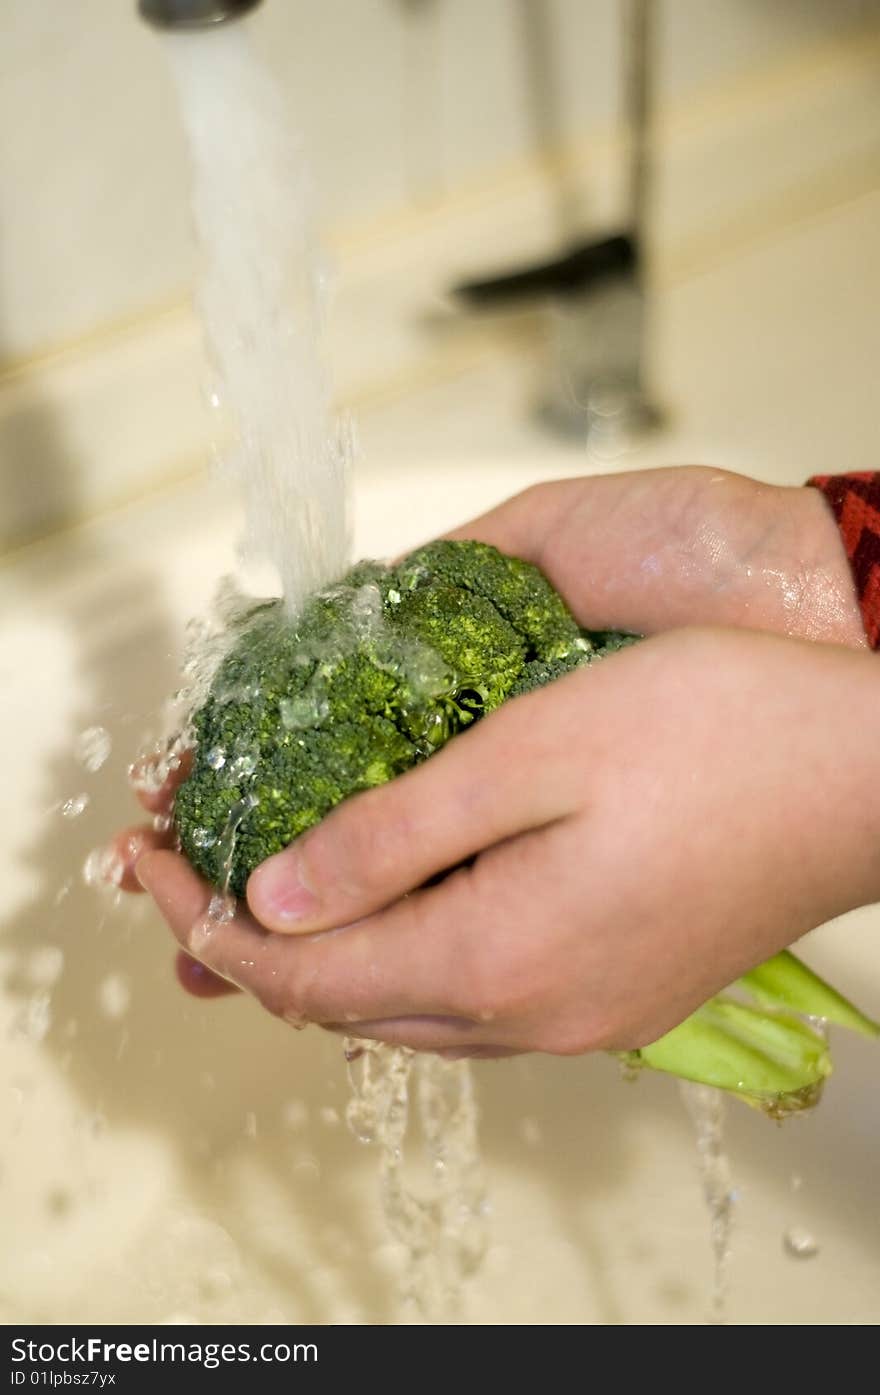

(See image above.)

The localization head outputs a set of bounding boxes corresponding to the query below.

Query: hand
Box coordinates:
[112,465,870,1044]
[128,626,880,1055]
[441,466,866,647]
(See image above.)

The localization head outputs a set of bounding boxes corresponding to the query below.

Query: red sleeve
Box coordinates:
[806,472,880,650]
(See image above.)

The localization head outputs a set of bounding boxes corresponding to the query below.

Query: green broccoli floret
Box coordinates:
[397,540,585,661]
[175,540,617,894]
[509,652,588,699]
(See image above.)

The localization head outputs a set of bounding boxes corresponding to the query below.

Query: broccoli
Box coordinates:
[175,540,617,894]
[174,538,877,1115]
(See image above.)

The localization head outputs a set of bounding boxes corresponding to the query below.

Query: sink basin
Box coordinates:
[1,193,879,1324]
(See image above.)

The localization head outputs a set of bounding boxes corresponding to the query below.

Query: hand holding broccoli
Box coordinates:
[133,624,880,1062]
[114,466,879,1069]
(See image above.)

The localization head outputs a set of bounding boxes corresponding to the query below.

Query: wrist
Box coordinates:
[785,485,868,649]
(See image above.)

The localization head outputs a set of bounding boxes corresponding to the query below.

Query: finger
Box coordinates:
[175,950,240,999]
[138,850,491,1025]
[110,824,176,893]
[442,479,579,563]
[246,676,581,935]
[128,749,192,815]
[136,850,272,991]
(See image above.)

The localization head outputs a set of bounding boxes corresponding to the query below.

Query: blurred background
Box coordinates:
[1,0,880,1326]
[3,0,880,547]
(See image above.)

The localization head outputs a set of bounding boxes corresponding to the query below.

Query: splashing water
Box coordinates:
[128,578,259,807]
[191,793,257,956]
[680,1083,736,1324]
[163,23,351,614]
[74,726,112,773]
[82,844,124,893]
[345,1040,487,1320]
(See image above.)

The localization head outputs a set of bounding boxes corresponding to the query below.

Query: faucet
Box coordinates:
[452,0,660,451]
[139,0,263,28]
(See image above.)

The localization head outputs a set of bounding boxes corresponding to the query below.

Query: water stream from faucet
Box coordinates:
[157,18,486,1321]
[163,22,351,615]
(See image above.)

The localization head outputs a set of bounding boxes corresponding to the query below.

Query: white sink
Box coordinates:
[1,193,879,1324]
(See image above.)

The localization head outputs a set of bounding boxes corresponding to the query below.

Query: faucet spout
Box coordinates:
[139,0,263,29]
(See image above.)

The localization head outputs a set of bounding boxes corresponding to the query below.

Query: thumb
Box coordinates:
[246,675,584,934]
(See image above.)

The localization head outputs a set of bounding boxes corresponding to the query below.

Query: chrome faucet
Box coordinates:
[453,0,660,451]
[139,0,263,29]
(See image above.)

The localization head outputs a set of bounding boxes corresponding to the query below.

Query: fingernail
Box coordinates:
[135,852,159,893]
[181,956,208,983]
[248,850,319,929]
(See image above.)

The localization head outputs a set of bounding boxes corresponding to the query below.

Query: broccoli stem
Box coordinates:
[739,951,879,1039]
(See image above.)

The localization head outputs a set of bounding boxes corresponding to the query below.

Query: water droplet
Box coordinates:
[74,726,111,772]
[97,973,131,1020]
[129,744,179,798]
[229,751,257,780]
[82,845,123,889]
[27,947,64,989]
[124,832,146,862]
[207,893,235,924]
[279,693,329,731]
[62,793,89,819]
[784,1226,819,1260]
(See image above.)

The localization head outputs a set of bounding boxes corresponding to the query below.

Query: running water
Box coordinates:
[679,1083,736,1324]
[344,1041,487,1321]
[163,23,351,614]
